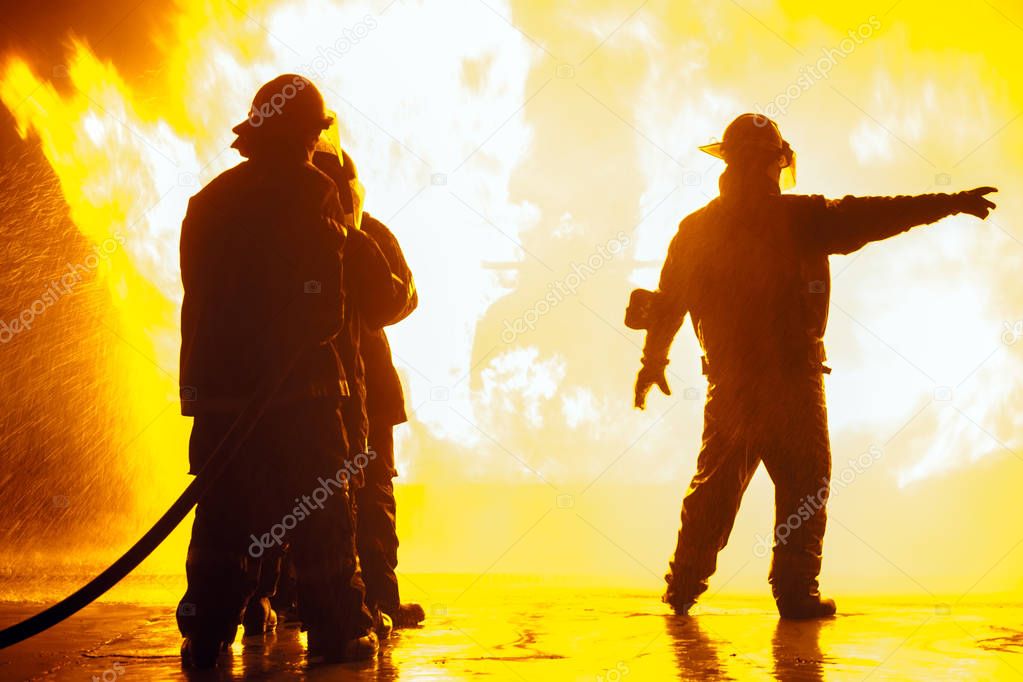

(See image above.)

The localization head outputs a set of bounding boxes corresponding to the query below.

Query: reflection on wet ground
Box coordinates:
[1,576,1021,680]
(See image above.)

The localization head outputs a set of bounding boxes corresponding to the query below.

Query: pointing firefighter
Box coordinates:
[629,113,997,619]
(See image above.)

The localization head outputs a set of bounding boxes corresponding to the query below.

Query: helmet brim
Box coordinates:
[231,119,253,137]
[698,142,725,160]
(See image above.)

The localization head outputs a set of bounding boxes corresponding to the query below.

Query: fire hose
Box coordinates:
[0,353,300,649]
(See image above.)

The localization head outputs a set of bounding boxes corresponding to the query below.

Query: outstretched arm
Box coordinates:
[809,187,997,255]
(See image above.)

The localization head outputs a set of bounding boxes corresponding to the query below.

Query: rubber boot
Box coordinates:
[180,637,225,669]
[307,629,379,663]
[242,596,278,636]
[663,569,703,616]
[770,553,834,620]
[344,631,380,662]
[663,594,695,616]
[388,602,426,628]
[776,594,837,620]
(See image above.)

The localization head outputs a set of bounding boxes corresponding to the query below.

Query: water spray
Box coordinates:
[0,353,300,648]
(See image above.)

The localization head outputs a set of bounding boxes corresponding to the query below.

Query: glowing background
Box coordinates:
[0,0,1021,600]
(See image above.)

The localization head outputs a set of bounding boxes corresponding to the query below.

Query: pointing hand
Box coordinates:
[958,186,998,219]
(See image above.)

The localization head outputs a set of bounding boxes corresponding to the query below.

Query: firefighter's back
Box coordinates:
[683,193,814,380]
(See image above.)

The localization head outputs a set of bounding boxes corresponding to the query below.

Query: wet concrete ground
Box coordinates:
[1,577,1022,680]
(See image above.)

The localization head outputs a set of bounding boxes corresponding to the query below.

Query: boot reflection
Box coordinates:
[772,618,827,681]
[665,616,727,680]
[180,623,400,679]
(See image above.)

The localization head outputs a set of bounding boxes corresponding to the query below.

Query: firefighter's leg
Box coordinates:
[666,384,761,611]
[283,402,375,660]
[356,424,401,615]
[177,416,258,661]
[291,479,376,658]
[270,555,298,618]
[253,551,282,600]
[760,375,834,618]
[178,501,255,644]
[242,550,282,635]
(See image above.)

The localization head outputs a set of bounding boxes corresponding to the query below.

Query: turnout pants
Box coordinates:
[355,422,401,614]
[665,372,832,607]
[177,400,374,646]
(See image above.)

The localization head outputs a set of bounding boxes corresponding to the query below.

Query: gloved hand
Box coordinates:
[634,363,671,410]
[956,187,998,219]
